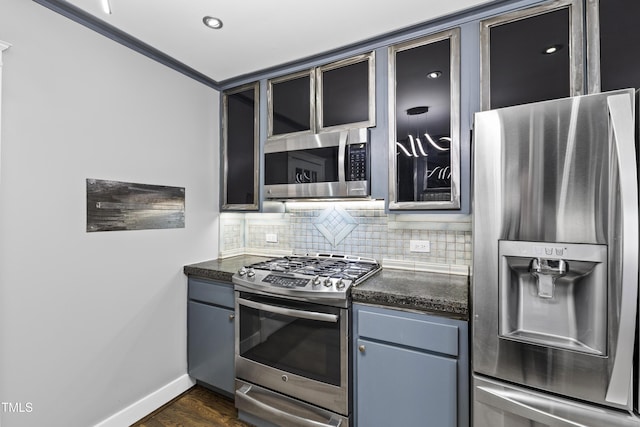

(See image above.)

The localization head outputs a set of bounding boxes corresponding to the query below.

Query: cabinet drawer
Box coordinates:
[358,309,459,356]
[188,277,234,308]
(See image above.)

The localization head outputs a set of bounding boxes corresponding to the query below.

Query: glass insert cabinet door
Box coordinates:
[480,0,584,111]
[268,70,315,138]
[267,53,375,139]
[222,82,259,210]
[388,28,461,210]
[317,52,376,132]
[587,0,640,93]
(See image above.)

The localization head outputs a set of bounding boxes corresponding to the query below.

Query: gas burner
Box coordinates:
[232,254,381,307]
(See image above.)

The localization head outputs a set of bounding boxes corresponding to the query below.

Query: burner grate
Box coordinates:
[245,255,379,284]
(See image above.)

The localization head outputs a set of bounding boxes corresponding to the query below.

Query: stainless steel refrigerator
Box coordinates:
[472,89,640,426]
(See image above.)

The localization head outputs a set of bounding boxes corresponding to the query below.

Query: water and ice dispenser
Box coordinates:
[498,240,608,356]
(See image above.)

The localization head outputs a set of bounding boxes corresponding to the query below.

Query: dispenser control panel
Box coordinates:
[532,245,566,257]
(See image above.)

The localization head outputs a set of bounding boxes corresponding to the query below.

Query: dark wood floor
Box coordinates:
[131,385,254,427]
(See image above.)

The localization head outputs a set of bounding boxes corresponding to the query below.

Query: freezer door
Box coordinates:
[473,376,640,427]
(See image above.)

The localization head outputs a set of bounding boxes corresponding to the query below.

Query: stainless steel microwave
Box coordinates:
[264,127,370,200]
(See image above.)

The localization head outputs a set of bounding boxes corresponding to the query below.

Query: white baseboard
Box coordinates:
[94,374,195,427]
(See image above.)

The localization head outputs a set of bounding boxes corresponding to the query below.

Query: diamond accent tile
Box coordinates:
[314,205,357,247]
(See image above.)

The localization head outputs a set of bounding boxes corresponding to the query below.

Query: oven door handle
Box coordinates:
[236,384,342,427]
[237,297,339,323]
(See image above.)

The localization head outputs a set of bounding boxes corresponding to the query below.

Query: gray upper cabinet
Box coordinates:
[587,0,640,93]
[317,52,376,132]
[480,0,584,111]
[388,28,461,210]
[222,82,259,211]
[267,52,375,140]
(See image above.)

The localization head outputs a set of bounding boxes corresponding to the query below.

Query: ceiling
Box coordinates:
[58,0,494,86]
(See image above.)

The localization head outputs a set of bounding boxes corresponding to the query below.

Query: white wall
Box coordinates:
[0,0,219,426]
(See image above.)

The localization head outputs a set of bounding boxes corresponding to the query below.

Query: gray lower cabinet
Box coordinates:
[353,303,469,427]
[187,277,235,395]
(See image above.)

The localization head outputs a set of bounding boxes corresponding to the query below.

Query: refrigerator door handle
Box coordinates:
[605,93,639,407]
[476,385,585,427]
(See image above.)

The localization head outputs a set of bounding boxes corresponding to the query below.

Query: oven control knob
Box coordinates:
[323,278,333,287]
[336,279,345,289]
[246,268,255,278]
[312,275,321,286]
[237,267,247,276]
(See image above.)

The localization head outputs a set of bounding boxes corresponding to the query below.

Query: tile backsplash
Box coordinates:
[220,201,471,275]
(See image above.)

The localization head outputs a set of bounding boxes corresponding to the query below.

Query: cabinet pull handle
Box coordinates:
[358,345,366,353]
[229,314,235,321]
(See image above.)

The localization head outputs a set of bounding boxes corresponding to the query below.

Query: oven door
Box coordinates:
[235,291,349,416]
[263,127,369,199]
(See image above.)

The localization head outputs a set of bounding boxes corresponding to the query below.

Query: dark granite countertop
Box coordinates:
[183,255,272,283]
[183,255,469,320]
[351,269,469,321]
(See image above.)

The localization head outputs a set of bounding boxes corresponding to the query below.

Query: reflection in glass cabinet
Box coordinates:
[388,28,460,210]
[222,83,259,210]
[480,0,583,110]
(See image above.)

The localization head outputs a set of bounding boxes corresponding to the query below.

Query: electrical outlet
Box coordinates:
[410,240,431,253]
[266,233,278,243]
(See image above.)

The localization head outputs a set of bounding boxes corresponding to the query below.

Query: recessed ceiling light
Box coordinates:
[543,44,563,54]
[203,16,223,29]
[426,71,442,79]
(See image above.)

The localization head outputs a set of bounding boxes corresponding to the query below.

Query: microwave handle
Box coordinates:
[337,130,348,184]
[605,93,639,407]
[237,297,339,323]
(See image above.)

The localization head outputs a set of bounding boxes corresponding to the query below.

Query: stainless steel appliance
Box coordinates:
[232,254,381,427]
[472,89,640,426]
[264,128,370,200]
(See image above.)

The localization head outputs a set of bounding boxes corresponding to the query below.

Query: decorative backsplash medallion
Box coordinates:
[314,205,358,247]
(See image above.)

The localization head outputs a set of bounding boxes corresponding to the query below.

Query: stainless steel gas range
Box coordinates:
[232,254,380,427]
